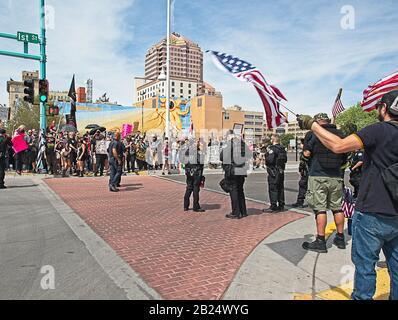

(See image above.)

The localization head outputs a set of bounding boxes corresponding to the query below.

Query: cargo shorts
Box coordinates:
[306,176,343,213]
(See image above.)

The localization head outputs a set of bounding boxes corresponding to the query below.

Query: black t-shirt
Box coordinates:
[305,125,346,178]
[108,140,124,161]
[355,122,398,216]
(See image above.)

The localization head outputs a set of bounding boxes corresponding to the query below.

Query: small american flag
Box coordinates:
[207,50,287,129]
[332,88,345,118]
[36,129,46,170]
[362,71,398,112]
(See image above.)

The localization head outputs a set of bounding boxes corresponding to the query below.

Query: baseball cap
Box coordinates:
[380,90,398,116]
[314,113,330,121]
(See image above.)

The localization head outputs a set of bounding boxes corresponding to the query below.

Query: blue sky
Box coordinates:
[1,0,398,119]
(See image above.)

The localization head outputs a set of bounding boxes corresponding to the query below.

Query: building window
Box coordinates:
[172,82,175,86]
[152,99,157,108]
[180,83,183,87]
[188,84,191,88]
[180,89,183,94]
[172,88,175,93]
[224,113,230,120]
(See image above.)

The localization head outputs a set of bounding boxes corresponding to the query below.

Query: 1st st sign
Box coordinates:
[17,31,39,44]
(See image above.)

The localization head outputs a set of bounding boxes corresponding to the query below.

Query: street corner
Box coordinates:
[44,175,305,300]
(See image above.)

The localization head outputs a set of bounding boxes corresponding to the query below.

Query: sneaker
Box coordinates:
[302,237,328,253]
[333,235,346,249]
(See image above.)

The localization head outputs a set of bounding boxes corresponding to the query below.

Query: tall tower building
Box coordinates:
[144,32,203,83]
[86,79,93,103]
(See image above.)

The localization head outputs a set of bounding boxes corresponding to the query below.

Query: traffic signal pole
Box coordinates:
[39,0,47,131]
[0,0,47,130]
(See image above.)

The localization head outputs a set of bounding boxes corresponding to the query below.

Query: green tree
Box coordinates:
[5,101,65,134]
[280,133,295,148]
[335,103,378,135]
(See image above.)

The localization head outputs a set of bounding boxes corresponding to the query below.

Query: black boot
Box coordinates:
[263,206,279,213]
[333,234,346,249]
[302,236,328,253]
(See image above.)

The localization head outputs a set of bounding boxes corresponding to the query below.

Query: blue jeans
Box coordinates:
[352,211,398,300]
[109,159,122,187]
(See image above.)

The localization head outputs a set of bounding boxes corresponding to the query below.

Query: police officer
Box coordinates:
[0,129,12,189]
[263,134,287,213]
[183,139,205,212]
[220,130,251,219]
[108,132,124,192]
[291,138,310,208]
[349,149,364,199]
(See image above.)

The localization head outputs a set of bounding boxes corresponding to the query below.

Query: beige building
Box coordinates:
[145,32,203,83]
[49,91,70,102]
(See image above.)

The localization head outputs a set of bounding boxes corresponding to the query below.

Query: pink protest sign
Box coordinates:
[12,134,29,154]
[122,124,133,138]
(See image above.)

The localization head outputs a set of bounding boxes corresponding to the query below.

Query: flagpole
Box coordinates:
[165,0,171,139]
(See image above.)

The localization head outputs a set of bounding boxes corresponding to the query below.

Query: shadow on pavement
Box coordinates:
[201,203,222,211]
[266,234,313,266]
[247,208,264,216]
[4,184,39,189]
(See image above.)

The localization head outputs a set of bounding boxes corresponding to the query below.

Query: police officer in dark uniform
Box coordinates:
[0,129,12,189]
[263,134,288,213]
[108,132,124,192]
[183,139,205,212]
[291,138,310,208]
[349,149,364,199]
[220,130,251,219]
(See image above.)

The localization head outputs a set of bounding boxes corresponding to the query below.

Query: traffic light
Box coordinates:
[23,80,35,104]
[48,105,59,116]
[39,79,49,103]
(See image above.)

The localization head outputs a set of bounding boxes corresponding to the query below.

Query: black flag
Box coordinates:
[67,75,77,129]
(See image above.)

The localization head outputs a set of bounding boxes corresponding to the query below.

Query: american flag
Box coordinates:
[362,71,398,112]
[207,50,288,129]
[36,129,46,171]
[342,187,355,219]
[332,88,345,118]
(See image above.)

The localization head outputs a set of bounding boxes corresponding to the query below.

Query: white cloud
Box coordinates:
[0,0,138,106]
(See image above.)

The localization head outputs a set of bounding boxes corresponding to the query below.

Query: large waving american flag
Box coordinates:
[207,50,288,129]
[362,71,398,112]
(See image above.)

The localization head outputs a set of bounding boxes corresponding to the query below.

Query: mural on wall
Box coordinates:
[56,97,191,135]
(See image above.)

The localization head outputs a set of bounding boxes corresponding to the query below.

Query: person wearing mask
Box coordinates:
[183,139,205,212]
[220,130,251,219]
[263,134,288,213]
[108,132,124,192]
[60,142,72,177]
[298,91,398,300]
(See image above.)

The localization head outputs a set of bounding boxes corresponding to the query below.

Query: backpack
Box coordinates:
[380,121,398,202]
[275,145,287,170]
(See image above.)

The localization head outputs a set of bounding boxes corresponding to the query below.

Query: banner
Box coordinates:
[122,124,133,138]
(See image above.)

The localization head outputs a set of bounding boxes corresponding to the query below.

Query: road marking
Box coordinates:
[294,268,390,300]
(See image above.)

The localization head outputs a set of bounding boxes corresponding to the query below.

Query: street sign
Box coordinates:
[17,31,39,44]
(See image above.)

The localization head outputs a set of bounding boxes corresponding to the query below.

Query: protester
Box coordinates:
[0,128,12,189]
[299,113,348,253]
[12,125,29,175]
[298,90,398,300]
[291,138,310,208]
